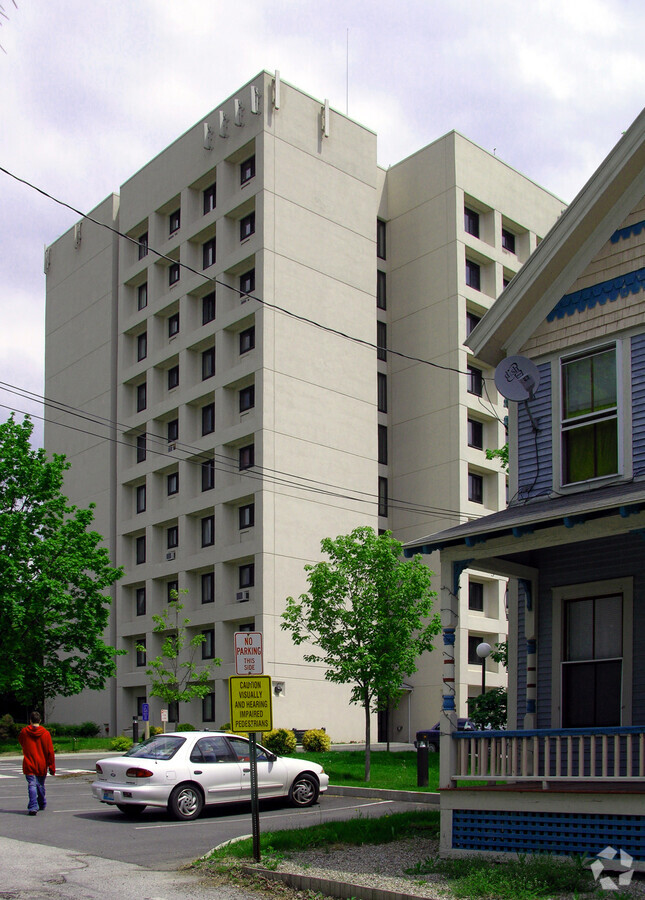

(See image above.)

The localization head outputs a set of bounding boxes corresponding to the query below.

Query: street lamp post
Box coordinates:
[476,641,492,695]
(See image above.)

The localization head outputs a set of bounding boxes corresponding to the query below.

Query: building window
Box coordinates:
[201,515,214,547]
[136,433,146,463]
[137,696,148,717]
[201,571,214,604]
[203,183,217,214]
[169,209,181,235]
[203,237,216,269]
[167,525,178,549]
[562,593,622,727]
[201,458,215,491]
[136,484,146,514]
[561,345,618,485]
[167,472,179,496]
[239,563,255,589]
[239,385,255,413]
[465,259,481,291]
[239,621,255,632]
[169,262,180,286]
[202,291,216,324]
[201,628,215,659]
[464,207,480,238]
[168,312,180,337]
[136,382,147,412]
[202,692,215,722]
[378,476,388,517]
[168,365,179,390]
[377,270,387,310]
[502,228,516,253]
[136,639,146,667]
[468,472,483,504]
[469,581,484,612]
[376,219,386,259]
[137,282,148,310]
[240,155,255,185]
[240,212,255,241]
[240,326,255,354]
[167,579,178,602]
[167,418,179,442]
[468,418,483,449]
[240,269,255,297]
[239,444,254,470]
[137,332,147,361]
[468,635,484,666]
[202,403,215,435]
[466,311,482,338]
[136,587,146,616]
[377,372,387,413]
[135,535,146,565]
[377,321,387,361]
[138,232,148,259]
[239,503,254,529]
[467,365,483,397]
[378,424,388,465]
[168,700,179,723]
[202,347,215,380]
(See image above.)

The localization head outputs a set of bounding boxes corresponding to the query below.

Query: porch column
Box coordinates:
[439,554,462,791]
[521,577,537,729]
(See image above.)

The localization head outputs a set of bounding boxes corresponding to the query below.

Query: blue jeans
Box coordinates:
[26,774,47,811]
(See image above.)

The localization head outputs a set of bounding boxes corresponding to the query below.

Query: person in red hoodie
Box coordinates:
[18,711,56,816]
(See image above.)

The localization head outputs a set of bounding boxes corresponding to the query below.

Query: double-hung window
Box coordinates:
[240,212,255,241]
[464,207,480,238]
[138,232,148,260]
[240,155,255,185]
[239,385,255,413]
[561,345,618,485]
[203,183,217,214]
[465,259,481,291]
[202,347,215,380]
[202,291,216,324]
[203,238,216,269]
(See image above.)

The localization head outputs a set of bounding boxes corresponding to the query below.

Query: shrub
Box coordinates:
[149,725,163,736]
[0,714,19,741]
[45,722,100,737]
[78,721,101,737]
[175,723,196,732]
[302,729,330,752]
[110,736,133,751]
[262,728,297,755]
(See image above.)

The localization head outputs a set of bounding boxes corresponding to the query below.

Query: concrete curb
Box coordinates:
[327,786,439,804]
[241,865,434,900]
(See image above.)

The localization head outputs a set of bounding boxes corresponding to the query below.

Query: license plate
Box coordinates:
[102,790,114,801]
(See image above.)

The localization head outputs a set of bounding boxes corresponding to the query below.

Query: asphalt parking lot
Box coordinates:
[0,753,429,869]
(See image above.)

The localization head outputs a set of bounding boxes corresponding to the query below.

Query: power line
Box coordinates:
[0,163,494,379]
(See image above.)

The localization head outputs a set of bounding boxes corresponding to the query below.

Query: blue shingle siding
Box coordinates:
[517,362,552,500]
[632,334,645,478]
[528,533,645,727]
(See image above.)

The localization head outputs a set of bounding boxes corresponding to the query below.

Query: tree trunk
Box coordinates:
[364,698,371,782]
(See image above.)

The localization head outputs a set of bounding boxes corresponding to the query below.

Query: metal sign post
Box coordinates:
[229,634,271,864]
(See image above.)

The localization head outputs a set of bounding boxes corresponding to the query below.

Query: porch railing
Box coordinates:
[452,726,645,784]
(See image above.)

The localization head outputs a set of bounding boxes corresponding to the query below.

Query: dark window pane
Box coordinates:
[239,563,254,588]
[201,515,214,547]
[202,291,216,324]
[169,209,180,234]
[377,321,387,361]
[136,535,146,565]
[240,212,255,241]
[167,418,179,442]
[239,385,255,412]
[203,238,216,269]
[378,424,388,465]
[136,639,146,666]
[201,572,214,604]
[136,433,147,462]
[468,472,483,503]
[203,183,217,214]
[168,366,179,390]
[202,629,215,659]
[502,228,515,253]
[466,259,481,291]
[464,207,479,238]
[378,476,388,517]
[202,692,215,722]
[136,484,146,513]
[468,418,483,449]
[240,326,255,354]
[240,155,256,184]
[239,444,254,470]
[167,472,179,495]
[137,332,147,361]
[468,582,484,611]
[169,263,180,285]
[377,372,387,412]
[466,311,481,338]
[467,366,483,397]
[137,283,148,310]
[240,269,255,297]
[167,526,178,549]
[201,458,214,491]
[168,313,179,337]
[202,347,215,380]
[136,383,147,412]
[376,219,386,259]
[239,503,254,529]
[377,270,386,310]
[136,587,146,616]
[202,403,215,435]
[138,233,148,259]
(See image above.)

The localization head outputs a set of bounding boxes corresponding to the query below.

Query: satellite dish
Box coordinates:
[494,355,540,402]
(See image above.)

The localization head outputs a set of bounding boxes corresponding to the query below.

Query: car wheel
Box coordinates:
[288,773,319,807]
[169,783,204,820]
[428,742,439,753]
[116,803,146,816]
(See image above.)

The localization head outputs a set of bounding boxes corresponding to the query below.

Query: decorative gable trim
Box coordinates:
[611,218,645,243]
[547,266,645,322]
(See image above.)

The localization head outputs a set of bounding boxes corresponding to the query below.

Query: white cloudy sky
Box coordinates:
[1,0,644,446]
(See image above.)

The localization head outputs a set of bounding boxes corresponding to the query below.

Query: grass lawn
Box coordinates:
[0,736,115,756]
[294,749,440,792]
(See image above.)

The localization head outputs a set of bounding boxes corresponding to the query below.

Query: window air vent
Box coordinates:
[166,551,176,561]
[236,590,250,602]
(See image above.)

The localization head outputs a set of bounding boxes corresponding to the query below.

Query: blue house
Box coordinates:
[405,107,645,864]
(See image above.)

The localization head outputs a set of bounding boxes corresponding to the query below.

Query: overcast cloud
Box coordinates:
[1,0,644,445]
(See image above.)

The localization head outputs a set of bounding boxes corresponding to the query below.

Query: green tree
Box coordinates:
[0,414,122,708]
[485,443,509,471]
[282,526,440,781]
[467,687,508,730]
[138,594,221,715]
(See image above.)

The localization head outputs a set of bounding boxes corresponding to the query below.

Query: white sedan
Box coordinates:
[92,731,329,820]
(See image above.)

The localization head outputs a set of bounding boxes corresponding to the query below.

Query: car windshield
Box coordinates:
[124,735,185,760]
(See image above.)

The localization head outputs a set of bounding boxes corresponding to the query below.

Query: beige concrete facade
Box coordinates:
[44,73,562,740]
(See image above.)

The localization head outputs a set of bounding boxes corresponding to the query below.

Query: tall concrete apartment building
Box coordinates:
[44,72,563,739]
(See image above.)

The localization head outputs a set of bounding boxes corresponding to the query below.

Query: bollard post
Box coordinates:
[417,736,429,787]
[132,715,139,745]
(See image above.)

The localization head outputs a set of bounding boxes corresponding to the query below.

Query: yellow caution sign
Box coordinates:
[229,675,273,733]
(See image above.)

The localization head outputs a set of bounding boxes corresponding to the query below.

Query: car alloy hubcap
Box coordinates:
[293,779,314,803]
[177,788,199,815]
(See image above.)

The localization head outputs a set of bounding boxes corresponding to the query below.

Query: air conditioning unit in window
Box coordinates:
[236,590,250,602]
[167,443,176,452]
[166,551,176,561]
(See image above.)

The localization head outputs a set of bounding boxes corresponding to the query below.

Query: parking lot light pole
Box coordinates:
[476,642,492,695]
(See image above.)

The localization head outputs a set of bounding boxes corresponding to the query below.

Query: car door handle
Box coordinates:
[242,767,250,773]
[193,770,203,775]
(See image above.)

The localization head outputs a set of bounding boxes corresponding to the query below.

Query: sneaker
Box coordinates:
[28,811,37,816]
